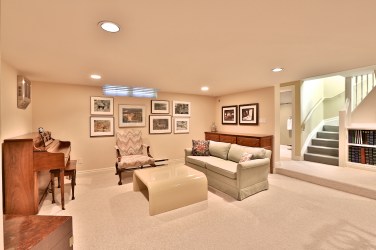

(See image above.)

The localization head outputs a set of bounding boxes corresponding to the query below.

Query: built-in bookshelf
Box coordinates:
[348,128,376,170]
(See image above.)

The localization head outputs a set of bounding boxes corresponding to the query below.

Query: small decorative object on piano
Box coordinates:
[38,129,53,147]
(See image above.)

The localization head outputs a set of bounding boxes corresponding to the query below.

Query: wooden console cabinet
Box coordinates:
[205,131,274,173]
[4,215,73,249]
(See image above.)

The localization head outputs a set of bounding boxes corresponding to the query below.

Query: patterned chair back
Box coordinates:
[116,130,143,156]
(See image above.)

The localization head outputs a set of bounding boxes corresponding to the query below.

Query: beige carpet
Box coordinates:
[39,161,376,250]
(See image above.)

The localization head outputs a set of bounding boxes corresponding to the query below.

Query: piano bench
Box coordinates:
[50,160,77,205]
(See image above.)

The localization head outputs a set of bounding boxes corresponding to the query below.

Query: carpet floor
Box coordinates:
[39,161,376,250]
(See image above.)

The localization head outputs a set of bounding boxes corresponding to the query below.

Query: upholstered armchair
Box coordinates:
[115,130,155,185]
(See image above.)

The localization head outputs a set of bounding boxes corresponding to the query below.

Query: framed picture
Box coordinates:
[149,115,172,134]
[90,96,113,115]
[222,105,237,124]
[90,117,114,137]
[239,103,259,125]
[172,101,191,117]
[174,117,190,134]
[118,104,146,127]
[151,100,169,114]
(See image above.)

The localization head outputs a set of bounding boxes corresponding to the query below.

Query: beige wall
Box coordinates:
[215,87,275,135]
[32,82,216,171]
[1,62,33,138]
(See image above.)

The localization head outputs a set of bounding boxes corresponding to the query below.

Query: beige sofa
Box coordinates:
[185,140,271,200]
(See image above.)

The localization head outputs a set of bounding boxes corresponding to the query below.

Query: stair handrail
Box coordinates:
[301,97,324,131]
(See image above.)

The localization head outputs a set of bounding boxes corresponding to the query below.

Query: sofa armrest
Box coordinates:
[237,158,270,189]
[185,148,193,157]
[238,158,270,170]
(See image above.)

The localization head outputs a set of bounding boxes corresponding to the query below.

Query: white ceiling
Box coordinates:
[2,0,376,96]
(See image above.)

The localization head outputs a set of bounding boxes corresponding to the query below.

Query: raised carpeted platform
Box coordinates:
[276,160,376,200]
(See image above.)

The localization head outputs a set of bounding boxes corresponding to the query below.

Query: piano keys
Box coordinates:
[2,132,73,215]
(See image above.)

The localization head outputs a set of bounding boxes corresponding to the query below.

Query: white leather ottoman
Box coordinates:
[133,165,208,215]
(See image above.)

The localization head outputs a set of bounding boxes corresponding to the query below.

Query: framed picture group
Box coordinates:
[149,100,191,134]
[89,97,192,136]
[222,103,259,125]
[90,97,114,137]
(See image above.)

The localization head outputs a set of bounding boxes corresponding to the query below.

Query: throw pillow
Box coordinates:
[192,140,210,156]
[239,152,253,163]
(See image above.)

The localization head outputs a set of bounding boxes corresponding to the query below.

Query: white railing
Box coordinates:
[350,71,376,111]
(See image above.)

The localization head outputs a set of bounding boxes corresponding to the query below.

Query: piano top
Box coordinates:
[3,132,41,142]
[4,132,71,158]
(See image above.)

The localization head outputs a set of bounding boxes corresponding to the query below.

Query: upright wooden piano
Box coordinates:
[2,132,72,215]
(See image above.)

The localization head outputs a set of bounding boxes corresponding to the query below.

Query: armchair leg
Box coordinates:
[116,162,123,185]
[118,169,123,185]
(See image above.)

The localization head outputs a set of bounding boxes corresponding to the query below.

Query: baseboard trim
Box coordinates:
[77,167,114,175]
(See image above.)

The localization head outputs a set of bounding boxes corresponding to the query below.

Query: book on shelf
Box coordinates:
[348,129,376,145]
[348,145,376,166]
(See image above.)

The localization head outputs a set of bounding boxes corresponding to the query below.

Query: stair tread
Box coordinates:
[308,145,339,150]
[312,138,339,142]
[304,152,339,159]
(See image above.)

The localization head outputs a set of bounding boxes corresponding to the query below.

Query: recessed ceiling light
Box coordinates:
[272,67,284,72]
[201,86,209,91]
[98,21,120,33]
[90,74,102,79]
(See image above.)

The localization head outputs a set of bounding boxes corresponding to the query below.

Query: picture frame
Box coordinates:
[90,96,114,115]
[149,115,172,134]
[222,105,238,124]
[90,116,114,137]
[118,104,146,127]
[239,103,259,125]
[174,117,190,134]
[151,100,170,114]
[172,101,191,117]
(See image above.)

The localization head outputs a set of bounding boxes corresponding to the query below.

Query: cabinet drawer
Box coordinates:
[205,133,219,141]
[219,135,237,144]
[237,137,260,147]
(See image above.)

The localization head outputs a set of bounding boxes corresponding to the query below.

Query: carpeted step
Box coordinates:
[307,145,339,157]
[304,153,339,166]
[317,131,339,140]
[323,125,339,132]
[312,138,339,148]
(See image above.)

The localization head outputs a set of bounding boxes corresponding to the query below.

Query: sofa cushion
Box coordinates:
[239,152,253,163]
[228,144,266,162]
[186,155,216,168]
[205,158,237,179]
[192,140,210,156]
[209,140,231,160]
